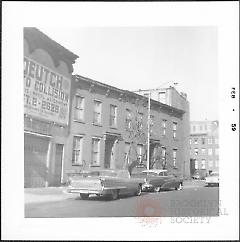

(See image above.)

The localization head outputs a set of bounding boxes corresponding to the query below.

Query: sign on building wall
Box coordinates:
[24,56,71,126]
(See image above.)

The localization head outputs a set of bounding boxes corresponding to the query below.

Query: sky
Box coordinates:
[41,26,218,121]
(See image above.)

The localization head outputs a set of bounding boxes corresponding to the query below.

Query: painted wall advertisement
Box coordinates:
[24,56,71,126]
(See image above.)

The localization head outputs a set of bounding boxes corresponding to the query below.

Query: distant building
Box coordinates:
[189,120,219,175]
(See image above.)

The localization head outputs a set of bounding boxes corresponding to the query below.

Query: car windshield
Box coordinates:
[141,171,158,176]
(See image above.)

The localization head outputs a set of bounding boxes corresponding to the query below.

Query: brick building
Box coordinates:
[63,76,190,181]
[189,120,219,175]
[24,28,78,187]
[24,28,191,188]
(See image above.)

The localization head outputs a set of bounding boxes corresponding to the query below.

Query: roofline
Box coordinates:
[74,74,185,115]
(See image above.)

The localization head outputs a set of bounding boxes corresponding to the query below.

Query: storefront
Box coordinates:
[24,28,78,187]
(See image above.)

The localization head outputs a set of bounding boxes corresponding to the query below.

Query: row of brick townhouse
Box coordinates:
[24,27,190,188]
[189,120,219,175]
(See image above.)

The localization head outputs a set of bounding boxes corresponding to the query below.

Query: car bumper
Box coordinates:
[67,187,109,196]
[141,183,154,191]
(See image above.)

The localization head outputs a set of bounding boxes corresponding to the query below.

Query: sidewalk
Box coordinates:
[25,186,76,204]
[25,180,206,204]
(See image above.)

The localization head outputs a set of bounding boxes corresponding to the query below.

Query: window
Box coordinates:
[74,96,84,121]
[189,139,192,145]
[199,125,202,131]
[201,138,205,145]
[162,119,167,136]
[91,138,100,166]
[208,148,213,155]
[93,100,102,124]
[201,148,206,154]
[195,160,198,169]
[161,147,166,167]
[194,148,198,155]
[137,144,143,164]
[173,149,177,167]
[208,160,213,167]
[125,109,132,129]
[72,136,83,165]
[158,91,166,104]
[192,125,196,132]
[208,138,212,144]
[138,112,144,130]
[150,115,154,134]
[124,142,130,164]
[194,138,198,145]
[109,104,117,127]
[201,159,206,169]
[215,160,219,167]
[215,148,219,155]
[173,122,177,138]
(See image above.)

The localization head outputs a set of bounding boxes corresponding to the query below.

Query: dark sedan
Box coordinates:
[131,169,183,192]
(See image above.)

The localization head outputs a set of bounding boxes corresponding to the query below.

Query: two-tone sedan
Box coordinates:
[67,169,144,200]
[131,169,183,192]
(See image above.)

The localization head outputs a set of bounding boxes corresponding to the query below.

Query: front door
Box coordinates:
[104,139,114,168]
[51,144,63,186]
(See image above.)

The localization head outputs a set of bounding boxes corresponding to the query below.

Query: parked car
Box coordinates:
[67,169,144,200]
[205,171,219,186]
[131,169,183,192]
[192,170,207,180]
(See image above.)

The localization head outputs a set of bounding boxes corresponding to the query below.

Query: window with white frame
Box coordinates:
[208,138,212,144]
[137,144,143,164]
[162,119,167,136]
[161,147,166,167]
[72,136,83,165]
[194,138,198,144]
[173,149,177,167]
[173,122,177,138]
[150,115,154,134]
[93,100,102,124]
[91,138,100,166]
[201,159,206,169]
[208,148,213,155]
[194,148,198,155]
[208,160,213,167]
[158,91,166,104]
[74,96,84,121]
[195,160,198,169]
[125,108,132,129]
[109,104,117,127]
[201,148,206,154]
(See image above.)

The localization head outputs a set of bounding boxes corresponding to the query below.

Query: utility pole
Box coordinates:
[147,91,151,170]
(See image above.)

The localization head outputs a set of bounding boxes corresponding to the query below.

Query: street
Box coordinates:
[25,182,219,217]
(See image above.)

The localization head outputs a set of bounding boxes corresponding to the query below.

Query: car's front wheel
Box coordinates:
[80,193,89,200]
[153,186,161,192]
[135,185,142,196]
[175,183,183,191]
